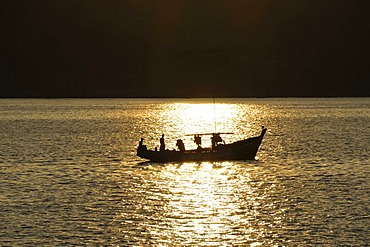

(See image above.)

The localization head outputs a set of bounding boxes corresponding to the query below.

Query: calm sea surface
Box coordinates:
[0,98,369,246]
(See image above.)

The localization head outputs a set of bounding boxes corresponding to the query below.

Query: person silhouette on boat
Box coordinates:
[160,134,165,151]
[211,133,223,149]
[138,138,147,150]
[139,138,144,146]
[176,139,185,152]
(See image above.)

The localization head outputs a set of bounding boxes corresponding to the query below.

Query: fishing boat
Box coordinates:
[136,127,267,162]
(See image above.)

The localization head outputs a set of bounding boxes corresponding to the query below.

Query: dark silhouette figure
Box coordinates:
[176,139,185,152]
[194,135,202,147]
[211,133,223,149]
[160,134,165,151]
[138,138,146,150]
[139,138,144,147]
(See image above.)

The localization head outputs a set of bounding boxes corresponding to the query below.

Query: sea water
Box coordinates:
[0,98,369,246]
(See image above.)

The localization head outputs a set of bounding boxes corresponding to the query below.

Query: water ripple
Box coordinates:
[0,98,369,245]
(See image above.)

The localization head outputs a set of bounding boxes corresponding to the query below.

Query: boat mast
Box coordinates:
[213,87,217,133]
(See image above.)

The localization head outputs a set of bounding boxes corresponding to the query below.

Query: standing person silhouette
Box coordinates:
[139,138,144,147]
[160,134,165,151]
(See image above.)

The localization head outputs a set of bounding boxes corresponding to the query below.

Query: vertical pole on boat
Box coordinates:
[213,87,217,133]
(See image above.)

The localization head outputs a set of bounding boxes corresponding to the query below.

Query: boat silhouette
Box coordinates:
[137,127,267,162]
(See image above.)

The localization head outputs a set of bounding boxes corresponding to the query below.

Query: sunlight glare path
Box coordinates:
[151,162,262,245]
[157,102,257,149]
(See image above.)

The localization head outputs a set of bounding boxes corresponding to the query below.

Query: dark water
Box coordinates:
[0,98,369,246]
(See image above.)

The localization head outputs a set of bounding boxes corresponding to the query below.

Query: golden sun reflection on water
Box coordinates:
[148,162,268,245]
[123,100,279,244]
[169,103,238,134]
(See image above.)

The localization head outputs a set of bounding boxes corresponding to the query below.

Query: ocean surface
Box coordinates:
[0,98,369,246]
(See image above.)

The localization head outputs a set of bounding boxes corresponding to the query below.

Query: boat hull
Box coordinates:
[137,128,266,162]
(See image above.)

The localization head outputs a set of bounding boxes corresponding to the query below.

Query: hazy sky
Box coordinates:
[1,0,369,97]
